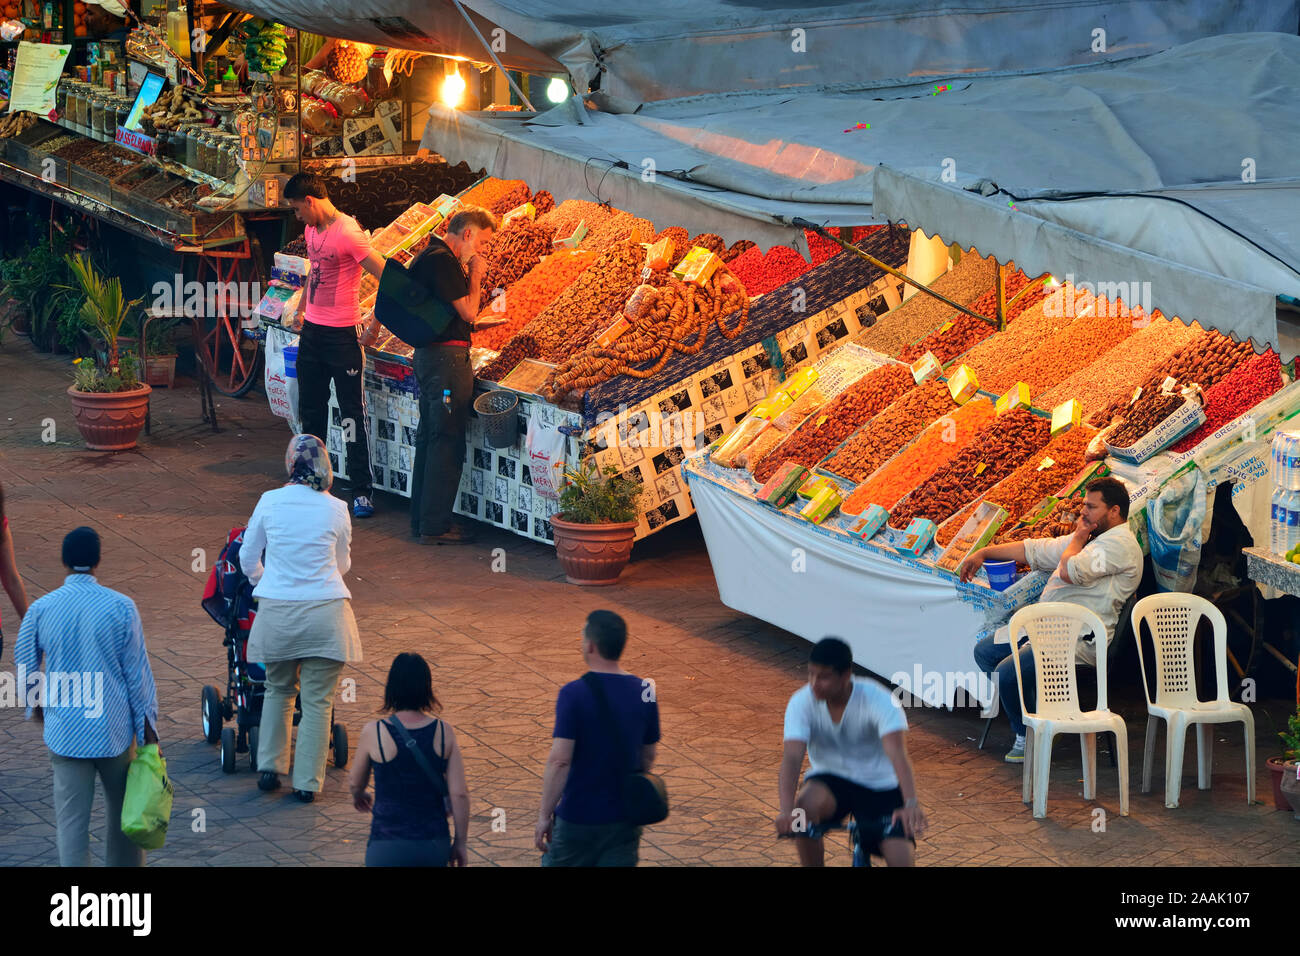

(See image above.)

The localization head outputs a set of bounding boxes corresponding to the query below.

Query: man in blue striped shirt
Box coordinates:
[14,527,160,867]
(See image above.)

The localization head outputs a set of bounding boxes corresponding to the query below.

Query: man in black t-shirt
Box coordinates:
[408,206,503,544]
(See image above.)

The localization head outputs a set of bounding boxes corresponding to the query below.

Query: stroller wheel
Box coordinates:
[332,723,348,769]
[248,724,260,773]
[220,726,237,773]
[202,685,223,744]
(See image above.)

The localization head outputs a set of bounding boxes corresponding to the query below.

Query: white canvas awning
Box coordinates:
[421,32,1300,358]
[224,0,1297,103]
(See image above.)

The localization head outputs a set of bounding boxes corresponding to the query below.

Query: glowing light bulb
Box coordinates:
[441,69,466,108]
[546,77,568,103]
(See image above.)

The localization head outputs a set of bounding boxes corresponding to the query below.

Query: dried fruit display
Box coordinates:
[531,190,556,215]
[479,239,645,380]
[1036,317,1203,422]
[842,399,995,514]
[824,380,955,482]
[723,239,756,262]
[952,295,1072,384]
[545,264,750,399]
[688,233,728,259]
[750,363,915,483]
[1170,349,1282,453]
[995,495,1085,544]
[1107,392,1186,447]
[898,266,1043,363]
[654,226,691,263]
[805,229,847,266]
[478,221,557,309]
[472,249,595,351]
[1090,329,1252,426]
[888,408,1053,530]
[854,254,996,357]
[538,199,654,251]
[457,176,530,217]
[935,426,1098,546]
[984,307,1138,396]
[727,244,813,297]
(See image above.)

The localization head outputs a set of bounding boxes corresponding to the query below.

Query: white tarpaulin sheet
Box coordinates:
[422,33,1300,358]
[226,1,1297,103]
[683,458,1049,707]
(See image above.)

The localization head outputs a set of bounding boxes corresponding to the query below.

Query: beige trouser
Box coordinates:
[50,744,144,867]
[257,657,345,793]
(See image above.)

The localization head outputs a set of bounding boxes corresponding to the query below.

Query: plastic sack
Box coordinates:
[120,744,174,850]
[1146,466,1207,592]
[526,412,568,500]
[264,327,300,431]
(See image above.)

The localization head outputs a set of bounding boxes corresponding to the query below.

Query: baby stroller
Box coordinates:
[200,526,348,773]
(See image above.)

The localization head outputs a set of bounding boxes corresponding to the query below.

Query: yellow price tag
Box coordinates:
[816,415,828,426]
[1037,457,1056,471]
[939,320,955,334]
[974,462,987,477]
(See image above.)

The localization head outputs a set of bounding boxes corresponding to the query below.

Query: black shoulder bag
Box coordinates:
[581,674,669,826]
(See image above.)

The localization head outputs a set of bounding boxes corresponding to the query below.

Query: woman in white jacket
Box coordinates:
[243,434,362,802]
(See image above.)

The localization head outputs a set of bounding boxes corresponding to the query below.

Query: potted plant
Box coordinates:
[63,253,150,451]
[140,313,181,388]
[0,252,34,336]
[550,459,644,586]
[1266,665,1300,813]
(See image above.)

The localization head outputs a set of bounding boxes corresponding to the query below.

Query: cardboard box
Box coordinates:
[646,236,674,271]
[996,382,1031,416]
[759,462,809,508]
[553,221,587,249]
[673,246,721,286]
[797,476,835,500]
[897,518,937,558]
[800,485,842,523]
[911,351,942,384]
[595,316,632,348]
[1050,399,1082,436]
[780,366,820,402]
[502,201,536,227]
[947,365,980,404]
[849,504,889,541]
[936,502,1008,572]
[1058,461,1110,500]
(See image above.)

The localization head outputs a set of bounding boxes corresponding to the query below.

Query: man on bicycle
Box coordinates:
[775,637,927,866]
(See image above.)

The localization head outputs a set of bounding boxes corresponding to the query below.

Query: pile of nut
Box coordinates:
[995,495,1085,544]
[1107,392,1186,447]
[824,380,954,482]
[479,239,646,381]
[750,363,915,483]
[986,310,1137,397]
[855,254,996,357]
[478,220,556,310]
[538,200,655,252]
[1091,330,1253,426]
[888,408,1052,529]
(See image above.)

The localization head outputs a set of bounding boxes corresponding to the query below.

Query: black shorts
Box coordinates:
[805,774,914,855]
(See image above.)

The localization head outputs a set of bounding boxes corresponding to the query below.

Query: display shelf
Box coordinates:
[1244,547,1300,599]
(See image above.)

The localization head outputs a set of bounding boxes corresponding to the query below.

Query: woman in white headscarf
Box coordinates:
[242,434,362,802]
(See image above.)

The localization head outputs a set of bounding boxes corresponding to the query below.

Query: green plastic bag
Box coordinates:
[120,743,173,850]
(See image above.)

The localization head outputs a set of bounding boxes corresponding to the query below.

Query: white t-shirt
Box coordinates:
[783,677,908,790]
[1018,523,1144,664]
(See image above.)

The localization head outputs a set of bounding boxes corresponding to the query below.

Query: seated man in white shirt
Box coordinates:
[775,638,927,866]
[961,476,1143,763]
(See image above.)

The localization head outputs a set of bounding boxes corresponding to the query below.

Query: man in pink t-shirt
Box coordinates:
[285,173,387,519]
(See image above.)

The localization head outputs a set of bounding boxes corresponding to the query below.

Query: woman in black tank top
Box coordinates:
[348,653,471,866]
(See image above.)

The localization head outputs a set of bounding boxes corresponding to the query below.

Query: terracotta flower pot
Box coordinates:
[549,514,637,586]
[1266,756,1295,811]
[5,298,29,335]
[67,384,152,450]
[1280,762,1300,820]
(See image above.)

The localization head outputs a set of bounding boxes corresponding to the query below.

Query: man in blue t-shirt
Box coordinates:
[536,610,660,867]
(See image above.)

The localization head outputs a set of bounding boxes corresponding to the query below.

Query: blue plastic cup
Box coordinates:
[984,559,1017,591]
[283,345,298,377]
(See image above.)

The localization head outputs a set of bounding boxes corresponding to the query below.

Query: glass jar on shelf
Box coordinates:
[104,97,119,138]
[67,82,86,127]
[55,78,68,118]
[89,93,106,136]
[199,129,218,177]
[114,97,130,136]
[183,123,202,170]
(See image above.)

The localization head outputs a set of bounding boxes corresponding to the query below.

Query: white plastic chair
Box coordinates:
[1131,594,1255,809]
[1009,602,1129,818]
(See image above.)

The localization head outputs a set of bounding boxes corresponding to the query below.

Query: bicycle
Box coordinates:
[779,820,868,867]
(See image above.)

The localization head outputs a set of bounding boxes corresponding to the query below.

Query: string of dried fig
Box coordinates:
[546,265,750,399]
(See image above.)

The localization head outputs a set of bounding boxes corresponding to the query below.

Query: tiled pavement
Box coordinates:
[1,335,1298,867]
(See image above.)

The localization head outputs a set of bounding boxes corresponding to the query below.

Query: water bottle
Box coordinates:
[1272,486,1289,554]
[442,388,452,412]
[1270,432,1282,487]
[1288,430,1300,492]
[1288,489,1300,553]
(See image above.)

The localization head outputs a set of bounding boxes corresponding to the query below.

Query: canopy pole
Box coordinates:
[995,264,1007,331]
[794,217,997,329]
[450,0,537,111]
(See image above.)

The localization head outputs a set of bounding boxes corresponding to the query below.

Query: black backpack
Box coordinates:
[582,674,669,826]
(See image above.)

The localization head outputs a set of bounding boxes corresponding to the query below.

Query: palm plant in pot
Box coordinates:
[63,253,150,451]
[550,459,644,586]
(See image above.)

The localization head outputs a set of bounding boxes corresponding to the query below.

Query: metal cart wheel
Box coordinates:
[201,684,223,744]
